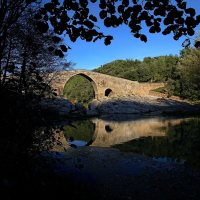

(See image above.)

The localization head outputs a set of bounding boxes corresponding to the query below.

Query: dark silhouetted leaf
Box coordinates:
[100,10,107,19]
[140,34,147,42]
[122,0,129,7]
[134,33,141,38]
[84,20,94,29]
[79,0,88,8]
[149,26,156,33]
[37,21,49,33]
[60,45,68,52]
[185,8,196,17]
[104,37,112,46]
[194,41,200,48]
[104,17,112,27]
[187,28,195,36]
[48,46,54,51]
[182,39,191,47]
[55,49,64,57]
[118,5,124,13]
[52,36,61,43]
[89,15,97,22]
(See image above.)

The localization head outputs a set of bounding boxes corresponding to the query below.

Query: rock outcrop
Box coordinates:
[40,98,97,115]
[40,98,76,115]
[88,95,198,114]
[40,95,199,116]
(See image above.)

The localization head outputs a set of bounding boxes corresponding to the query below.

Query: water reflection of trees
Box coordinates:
[63,120,95,143]
[112,118,200,171]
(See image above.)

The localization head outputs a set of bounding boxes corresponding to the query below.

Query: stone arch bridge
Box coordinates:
[47,70,164,98]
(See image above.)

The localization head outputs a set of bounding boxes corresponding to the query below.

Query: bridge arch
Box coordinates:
[63,73,98,99]
[105,88,114,97]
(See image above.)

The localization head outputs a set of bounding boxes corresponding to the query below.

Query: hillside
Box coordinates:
[93,55,179,83]
[64,47,200,103]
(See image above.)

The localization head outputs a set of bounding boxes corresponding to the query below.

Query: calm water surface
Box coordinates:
[63,114,200,170]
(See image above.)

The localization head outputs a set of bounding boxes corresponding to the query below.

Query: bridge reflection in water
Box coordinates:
[85,115,190,147]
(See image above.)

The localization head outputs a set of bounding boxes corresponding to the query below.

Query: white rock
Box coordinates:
[88,99,101,110]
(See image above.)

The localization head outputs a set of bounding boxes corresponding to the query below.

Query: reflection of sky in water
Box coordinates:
[69,140,87,146]
[152,157,185,164]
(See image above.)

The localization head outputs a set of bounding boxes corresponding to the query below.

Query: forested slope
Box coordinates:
[63,47,200,102]
[93,55,179,83]
[93,47,200,101]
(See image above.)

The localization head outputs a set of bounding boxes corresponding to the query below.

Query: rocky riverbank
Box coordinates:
[40,95,200,116]
[38,146,200,200]
[40,97,97,115]
[89,95,199,114]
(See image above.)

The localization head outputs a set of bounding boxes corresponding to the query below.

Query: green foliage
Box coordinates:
[93,43,200,101]
[39,0,200,48]
[168,47,200,101]
[63,75,95,105]
[152,87,169,93]
[93,56,180,83]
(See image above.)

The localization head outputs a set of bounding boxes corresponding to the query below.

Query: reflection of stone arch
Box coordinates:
[64,73,98,98]
[85,122,99,146]
[105,88,113,97]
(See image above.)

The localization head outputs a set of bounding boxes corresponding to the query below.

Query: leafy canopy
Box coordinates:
[37,0,200,55]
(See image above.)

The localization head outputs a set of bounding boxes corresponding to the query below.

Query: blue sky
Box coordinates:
[44,0,200,70]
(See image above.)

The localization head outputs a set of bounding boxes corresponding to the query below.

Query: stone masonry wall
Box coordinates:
[47,70,165,98]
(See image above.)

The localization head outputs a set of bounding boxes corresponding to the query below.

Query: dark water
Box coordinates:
[63,114,200,171]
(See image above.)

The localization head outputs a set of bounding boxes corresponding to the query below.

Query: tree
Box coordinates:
[1,3,74,97]
[0,0,39,82]
[194,27,200,44]
[0,1,74,178]
[137,63,152,82]
[180,46,191,58]
[178,47,200,100]
[37,0,200,53]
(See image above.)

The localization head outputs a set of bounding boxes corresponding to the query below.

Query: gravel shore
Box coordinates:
[47,146,200,200]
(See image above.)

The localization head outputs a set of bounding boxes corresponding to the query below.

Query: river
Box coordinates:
[62,114,200,171]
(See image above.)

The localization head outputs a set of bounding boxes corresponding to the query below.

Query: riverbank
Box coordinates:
[89,95,200,114]
[59,146,200,199]
[40,95,200,119]
[16,146,200,200]
[2,114,200,200]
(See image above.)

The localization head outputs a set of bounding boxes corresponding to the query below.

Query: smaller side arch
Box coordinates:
[105,88,114,97]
